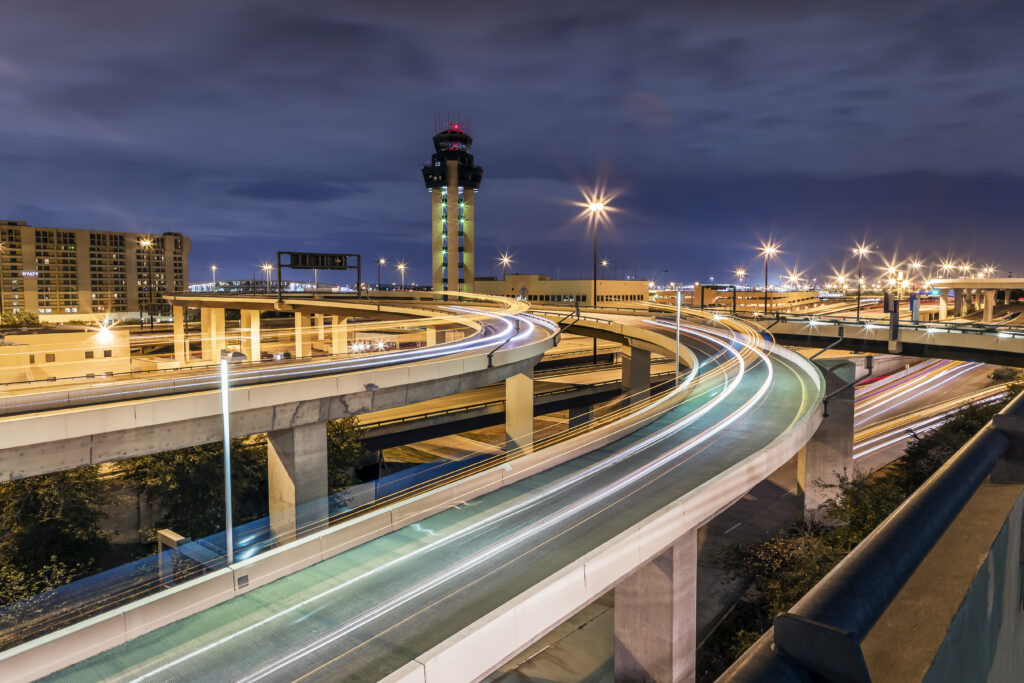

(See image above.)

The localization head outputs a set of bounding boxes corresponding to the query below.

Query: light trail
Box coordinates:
[0,306,556,416]
[122,317,772,682]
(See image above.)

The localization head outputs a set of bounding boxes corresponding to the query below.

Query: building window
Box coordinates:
[85,351,94,359]
[29,354,34,364]
[45,353,55,363]
[103,349,112,358]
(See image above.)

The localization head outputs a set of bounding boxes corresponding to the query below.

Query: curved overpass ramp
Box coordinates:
[0,298,557,481]
[29,312,824,683]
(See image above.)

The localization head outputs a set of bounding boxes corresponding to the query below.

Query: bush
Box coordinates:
[0,311,39,327]
[990,366,1021,383]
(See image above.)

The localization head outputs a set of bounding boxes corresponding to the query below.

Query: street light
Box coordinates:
[601,259,608,278]
[220,350,247,565]
[498,252,513,277]
[0,242,5,317]
[758,240,780,314]
[261,263,273,293]
[396,262,407,289]
[211,264,218,289]
[734,268,746,285]
[140,238,155,330]
[376,257,386,290]
[853,242,871,321]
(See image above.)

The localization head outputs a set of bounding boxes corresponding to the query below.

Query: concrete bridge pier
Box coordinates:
[173,305,187,364]
[200,306,225,361]
[614,530,697,683]
[938,292,948,321]
[294,312,312,358]
[954,289,965,317]
[426,326,437,346]
[267,422,329,541]
[505,369,534,453]
[313,313,326,341]
[331,316,348,355]
[240,310,261,361]
[621,346,651,405]
[983,289,997,323]
[798,358,855,520]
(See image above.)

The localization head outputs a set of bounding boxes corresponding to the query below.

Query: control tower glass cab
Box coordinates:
[422,124,483,292]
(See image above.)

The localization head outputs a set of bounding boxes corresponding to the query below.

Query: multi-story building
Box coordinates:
[0,220,189,321]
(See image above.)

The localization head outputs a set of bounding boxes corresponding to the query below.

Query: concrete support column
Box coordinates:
[426,327,438,346]
[200,307,225,362]
[505,369,534,453]
[799,358,856,520]
[954,289,965,317]
[331,316,348,355]
[463,188,475,293]
[568,404,593,431]
[984,289,996,323]
[294,312,312,358]
[614,530,697,683]
[313,313,326,341]
[172,305,186,364]
[1004,289,1013,306]
[240,310,261,361]
[431,187,445,292]
[621,345,651,405]
[267,422,329,540]
[938,292,948,321]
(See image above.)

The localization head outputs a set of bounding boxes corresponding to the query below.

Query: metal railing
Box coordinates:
[721,389,1024,682]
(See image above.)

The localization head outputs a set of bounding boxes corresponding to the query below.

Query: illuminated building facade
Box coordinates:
[421,124,483,292]
[0,220,189,321]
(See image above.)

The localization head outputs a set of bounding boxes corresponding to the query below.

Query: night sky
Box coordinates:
[2,1,1023,286]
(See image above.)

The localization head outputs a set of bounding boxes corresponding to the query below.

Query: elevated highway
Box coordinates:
[13,310,826,683]
[747,312,1024,366]
[0,295,557,482]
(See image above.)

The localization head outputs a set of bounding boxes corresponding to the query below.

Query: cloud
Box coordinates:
[0,0,1023,284]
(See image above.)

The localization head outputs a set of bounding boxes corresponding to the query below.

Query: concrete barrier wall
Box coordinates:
[861,483,1024,682]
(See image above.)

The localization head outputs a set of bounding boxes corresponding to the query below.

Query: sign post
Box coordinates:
[275,252,362,301]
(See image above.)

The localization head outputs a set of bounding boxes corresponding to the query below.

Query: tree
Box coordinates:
[326,417,367,491]
[0,467,112,597]
[119,436,268,540]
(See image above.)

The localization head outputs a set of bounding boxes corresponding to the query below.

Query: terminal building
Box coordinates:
[422,123,483,293]
[475,273,650,305]
[0,220,189,321]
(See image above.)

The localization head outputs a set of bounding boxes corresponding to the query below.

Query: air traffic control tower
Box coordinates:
[422,124,483,292]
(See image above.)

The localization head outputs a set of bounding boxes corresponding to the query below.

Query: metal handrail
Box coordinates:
[720,389,1024,682]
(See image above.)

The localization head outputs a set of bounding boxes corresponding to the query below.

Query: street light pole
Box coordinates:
[220,358,234,565]
[377,257,385,291]
[0,242,6,318]
[764,255,769,314]
[758,241,779,315]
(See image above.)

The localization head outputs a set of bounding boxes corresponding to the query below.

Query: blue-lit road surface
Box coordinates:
[43,318,823,682]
